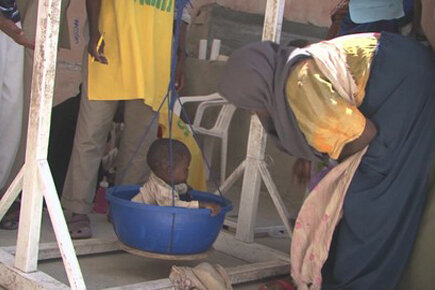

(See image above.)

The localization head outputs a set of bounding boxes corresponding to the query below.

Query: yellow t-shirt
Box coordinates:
[286,34,379,159]
[88,0,174,112]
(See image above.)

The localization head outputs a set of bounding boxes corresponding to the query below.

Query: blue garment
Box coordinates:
[349,0,404,23]
[0,0,20,22]
[322,33,435,289]
[339,13,400,35]
[339,0,414,36]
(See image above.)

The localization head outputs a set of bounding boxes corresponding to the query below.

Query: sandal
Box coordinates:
[67,213,92,239]
[0,202,20,230]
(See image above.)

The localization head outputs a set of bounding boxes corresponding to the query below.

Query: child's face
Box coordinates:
[170,155,191,184]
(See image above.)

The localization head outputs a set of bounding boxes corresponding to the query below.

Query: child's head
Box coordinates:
[147,138,191,185]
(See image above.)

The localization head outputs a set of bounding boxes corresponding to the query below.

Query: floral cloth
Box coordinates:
[291,147,367,289]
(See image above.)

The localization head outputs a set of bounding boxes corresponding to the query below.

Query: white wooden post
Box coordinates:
[235,117,267,242]
[235,0,288,242]
[198,39,208,60]
[8,0,86,288]
[0,168,23,222]
[209,39,221,61]
[14,0,63,272]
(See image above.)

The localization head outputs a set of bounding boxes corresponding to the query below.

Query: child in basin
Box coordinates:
[131,138,221,215]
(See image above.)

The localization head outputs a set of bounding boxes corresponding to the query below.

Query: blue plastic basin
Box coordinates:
[106,185,233,255]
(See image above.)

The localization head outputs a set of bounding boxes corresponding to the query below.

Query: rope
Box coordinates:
[114,0,225,203]
[174,98,224,200]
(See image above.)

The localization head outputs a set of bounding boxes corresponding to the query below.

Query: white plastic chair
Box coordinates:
[174,93,236,184]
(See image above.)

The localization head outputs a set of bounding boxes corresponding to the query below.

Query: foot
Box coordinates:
[66,213,92,239]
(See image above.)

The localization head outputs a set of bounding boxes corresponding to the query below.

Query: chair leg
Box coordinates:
[203,137,215,181]
[220,135,228,185]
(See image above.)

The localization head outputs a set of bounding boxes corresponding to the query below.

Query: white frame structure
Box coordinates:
[0,0,292,289]
[218,0,293,243]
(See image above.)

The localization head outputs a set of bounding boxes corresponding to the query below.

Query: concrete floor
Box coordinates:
[0,186,293,290]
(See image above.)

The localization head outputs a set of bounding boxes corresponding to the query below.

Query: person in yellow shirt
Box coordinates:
[62,0,191,239]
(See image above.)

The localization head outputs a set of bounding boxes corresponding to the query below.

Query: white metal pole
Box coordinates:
[235,0,286,242]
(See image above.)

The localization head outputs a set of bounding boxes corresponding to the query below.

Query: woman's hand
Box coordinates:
[292,158,311,186]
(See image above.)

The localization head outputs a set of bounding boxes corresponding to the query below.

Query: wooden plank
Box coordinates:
[0,250,69,290]
[14,0,63,273]
[119,243,213,261]
[198,39,207,60]
[104,279,173,290]
[258,162,293,239]
[38,161,85,290]
[223,218,286,237]
[235,117,267,243]
[226,260,289,284]
[209,39,221,61]
[262,0,286,41]
[103,260,289,290]
[2,239,121,261]
[3,232,290,264]
[215,160,245,195]
[214,231,289,263]
[0,166,23,222]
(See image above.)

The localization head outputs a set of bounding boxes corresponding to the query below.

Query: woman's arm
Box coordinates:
[286,59,374,161]
[339,118,377,160]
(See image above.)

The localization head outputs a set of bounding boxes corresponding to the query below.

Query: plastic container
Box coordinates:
[106,185,233,255]
[93,178,109,214]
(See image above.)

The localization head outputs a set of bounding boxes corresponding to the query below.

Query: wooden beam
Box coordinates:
[103,260,289,290]
[104,279,173,290]
[214,231,289,263]
[2,239,121,261]
[224,218,287,237]
[3,233,289,265]
[258,162,293,239]
[0,166,23,222]
[262,0,286,41]
[38,161,85,289]
[235,0,286,243]
[15,0,63,273]
[2,234,290,289]
[215,160,245,195]
[0,250,70,290]
[209,39,221,61]
[119,243,213,261]
[227,260,289,284]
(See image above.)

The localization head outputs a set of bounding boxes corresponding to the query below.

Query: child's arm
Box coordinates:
[199,201,221,216]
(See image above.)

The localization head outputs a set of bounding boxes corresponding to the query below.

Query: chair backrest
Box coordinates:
[213,104,237,132]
